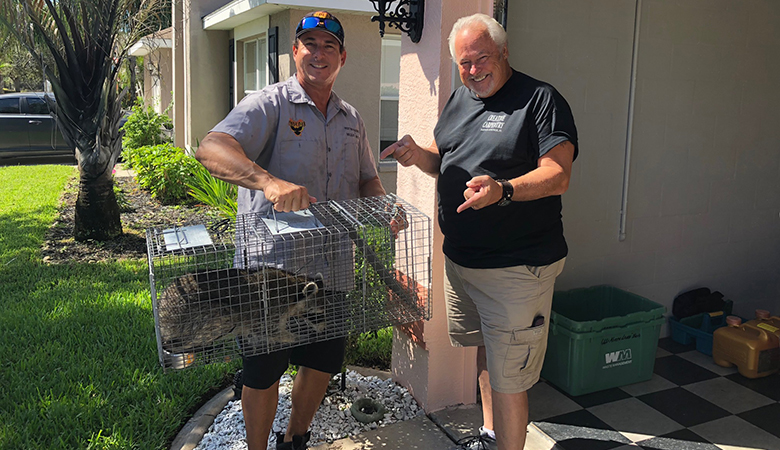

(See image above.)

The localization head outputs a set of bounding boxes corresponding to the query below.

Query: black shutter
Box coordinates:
[229,38,235,110]
[268,27,279,84]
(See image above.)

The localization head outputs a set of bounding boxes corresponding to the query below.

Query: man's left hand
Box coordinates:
[457,175,503,213]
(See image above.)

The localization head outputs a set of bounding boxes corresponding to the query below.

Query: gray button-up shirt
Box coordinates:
[210,76,377,288]
[211,75,379,216]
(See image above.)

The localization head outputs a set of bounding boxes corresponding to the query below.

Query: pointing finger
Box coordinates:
[457,195,478,213]
[457,189,484,213]
[380,144,397,159]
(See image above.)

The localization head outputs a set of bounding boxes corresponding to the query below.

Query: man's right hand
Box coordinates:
[263,177,317,212]
[380,135,442,177]
[380,135,422,167]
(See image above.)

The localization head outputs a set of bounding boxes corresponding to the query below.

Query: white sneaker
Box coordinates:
[456,430,497,450]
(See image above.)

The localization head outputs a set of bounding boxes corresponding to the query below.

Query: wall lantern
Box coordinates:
[369,0,424,43]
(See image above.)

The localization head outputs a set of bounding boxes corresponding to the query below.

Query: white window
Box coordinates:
[380,35,401,152]
[244,36,267,93]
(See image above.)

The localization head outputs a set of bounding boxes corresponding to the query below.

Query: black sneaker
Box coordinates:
[456,431,497,450]
[275,431,311,450]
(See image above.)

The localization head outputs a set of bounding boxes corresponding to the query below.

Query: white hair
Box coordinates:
[448,13,507,60]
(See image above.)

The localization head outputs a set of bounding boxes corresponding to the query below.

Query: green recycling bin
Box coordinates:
[541,285,666,396]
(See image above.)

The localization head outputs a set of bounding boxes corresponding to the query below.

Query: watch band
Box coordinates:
[495,179,513,206]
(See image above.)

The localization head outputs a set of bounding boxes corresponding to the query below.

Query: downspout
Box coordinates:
[619,0,642,241]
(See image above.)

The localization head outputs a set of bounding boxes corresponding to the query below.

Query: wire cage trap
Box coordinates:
[146,194,431,370]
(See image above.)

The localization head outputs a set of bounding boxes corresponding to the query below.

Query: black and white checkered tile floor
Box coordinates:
[528,337,780,450]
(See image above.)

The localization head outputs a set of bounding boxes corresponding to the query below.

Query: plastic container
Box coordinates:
[753,313,780,339]
[541,285,666,396]
[712,314,780,379]
[668,301,733,356]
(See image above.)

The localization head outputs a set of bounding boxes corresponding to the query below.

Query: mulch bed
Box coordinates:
[41,173,217,265]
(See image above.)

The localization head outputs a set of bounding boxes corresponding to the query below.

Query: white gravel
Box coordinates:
[194,370,425,450]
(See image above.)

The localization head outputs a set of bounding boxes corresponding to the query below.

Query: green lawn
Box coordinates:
[0,165,238,450]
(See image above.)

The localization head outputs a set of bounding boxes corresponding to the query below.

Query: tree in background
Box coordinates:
[0,0,168,241]
[0,19,48,91]
[0,39,54,92]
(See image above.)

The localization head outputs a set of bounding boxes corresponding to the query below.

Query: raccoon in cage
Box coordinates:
[157,267,340,354]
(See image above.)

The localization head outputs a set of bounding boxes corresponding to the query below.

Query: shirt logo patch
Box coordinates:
[289,119,305,136]
[481,114,506,132]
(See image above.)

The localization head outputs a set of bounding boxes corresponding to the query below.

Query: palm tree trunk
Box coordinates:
[74,168,122,241]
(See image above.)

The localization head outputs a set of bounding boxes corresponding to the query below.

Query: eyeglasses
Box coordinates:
[299,16,343,35]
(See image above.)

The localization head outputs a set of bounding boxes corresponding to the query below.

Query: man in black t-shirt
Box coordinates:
[381,13,577,450]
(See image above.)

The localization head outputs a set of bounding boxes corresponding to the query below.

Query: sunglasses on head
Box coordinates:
[299,16,342,35]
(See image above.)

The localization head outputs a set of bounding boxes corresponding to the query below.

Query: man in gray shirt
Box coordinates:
[196,11,386,450]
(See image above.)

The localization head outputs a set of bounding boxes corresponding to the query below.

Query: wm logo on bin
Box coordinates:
[603,349,633,368]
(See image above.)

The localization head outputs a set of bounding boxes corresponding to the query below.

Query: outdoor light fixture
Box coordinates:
[369,0,424,43]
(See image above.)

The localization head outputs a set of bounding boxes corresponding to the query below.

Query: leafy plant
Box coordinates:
[186,162,238,220]
[120,98,173,152]
[345,327,393,369]
[124,143,199,204]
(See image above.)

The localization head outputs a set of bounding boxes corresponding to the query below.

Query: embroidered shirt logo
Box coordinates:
[344,126,359,139]
[481,114,506,132]
[289,119,305,136]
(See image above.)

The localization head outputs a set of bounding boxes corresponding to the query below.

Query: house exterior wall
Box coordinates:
[271,10,294,82]
[180,0,231,151]
[506,0,780,326]
[173,1,185,147]
[391,0,494,414]
[142,48,174,116]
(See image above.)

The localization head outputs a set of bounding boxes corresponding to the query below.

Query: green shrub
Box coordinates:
[345,327,393,369]
[187,162,238,220]
[120,99,173,154]
[125,143,200,204]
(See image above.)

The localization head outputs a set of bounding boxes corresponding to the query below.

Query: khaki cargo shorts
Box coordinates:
[444,256,565,394]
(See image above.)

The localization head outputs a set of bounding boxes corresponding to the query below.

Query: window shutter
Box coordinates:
[229,38,235,110]
[268,27,279,84]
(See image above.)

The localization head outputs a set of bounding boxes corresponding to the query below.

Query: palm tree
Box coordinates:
[0,0,168,240]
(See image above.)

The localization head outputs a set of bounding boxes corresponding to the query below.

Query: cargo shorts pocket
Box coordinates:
[502,324,546,379]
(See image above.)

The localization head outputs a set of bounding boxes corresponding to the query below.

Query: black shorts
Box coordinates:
[241,337,346,390]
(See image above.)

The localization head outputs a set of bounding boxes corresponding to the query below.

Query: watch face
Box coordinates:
[497,197,511,207]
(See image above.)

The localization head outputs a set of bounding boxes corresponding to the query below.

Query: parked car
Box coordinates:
[119,110,132,130]
[0,92,73,159]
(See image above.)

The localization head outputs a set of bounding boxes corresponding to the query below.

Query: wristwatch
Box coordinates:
[495,179,514,207]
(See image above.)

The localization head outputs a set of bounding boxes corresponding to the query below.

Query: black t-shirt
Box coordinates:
[434,70,578,268]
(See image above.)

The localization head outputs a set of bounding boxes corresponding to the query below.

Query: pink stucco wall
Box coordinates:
[391,0,493,413]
